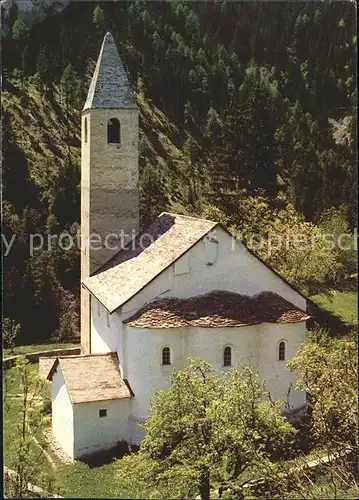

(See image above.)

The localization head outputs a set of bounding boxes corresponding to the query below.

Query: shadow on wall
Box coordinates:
[79,440,139,468]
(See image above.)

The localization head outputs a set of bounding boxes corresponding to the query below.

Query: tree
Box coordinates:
[3,318,21,352]
[117,358,295,499]
[11,18,29,90]
[287,334,358,497]
[201,197,341,295]
[32,0,57,16]
[4,356,57,497]
[35,47,51,95]
[60,63,81,159]
[11,18,29,42]
[140,159,170,227]
[318,205,357,280]
[93,5,105,31]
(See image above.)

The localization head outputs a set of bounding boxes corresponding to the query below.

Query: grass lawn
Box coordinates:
[310,291,357,326]
[3,342,80,359]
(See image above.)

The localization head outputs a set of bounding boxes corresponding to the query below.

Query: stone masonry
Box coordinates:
[81,33,139,353]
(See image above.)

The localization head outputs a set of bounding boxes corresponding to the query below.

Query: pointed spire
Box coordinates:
[83,32,137,111]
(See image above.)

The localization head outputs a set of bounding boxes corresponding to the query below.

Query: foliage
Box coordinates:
[288,336,357,452]
[318,205,357,279]
[3,318,21,351]
[11,18,29,42]
[201,197,342,295]
[117,358,296,499]
[1,1,356,342]
[4,356,57,498]
[93,5,106,31]
[286,335,358,497]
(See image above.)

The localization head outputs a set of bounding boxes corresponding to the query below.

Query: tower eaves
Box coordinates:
[83,32,137,111]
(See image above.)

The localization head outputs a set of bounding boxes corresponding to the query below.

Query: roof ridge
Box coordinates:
[57,352,117,360]
[159,211,218,224]
[123,289,310,329]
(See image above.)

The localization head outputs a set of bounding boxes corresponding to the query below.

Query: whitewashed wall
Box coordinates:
[90,227,306,358]
[72,398,130,458]
[90,301,125,377]
[88,225,307,446]
[258,322,306,408]
[122,227,306,320]
[124,321,306,445]
[51,365,74,459]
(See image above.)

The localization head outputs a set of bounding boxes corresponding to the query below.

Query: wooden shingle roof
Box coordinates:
[47,352,132,404]
[83,213,217,313]
[124,290,310,328]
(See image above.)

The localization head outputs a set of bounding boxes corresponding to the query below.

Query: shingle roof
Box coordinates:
[83,32,137,111]
[39,356,57,380]
[47,353,132,404]
[124,290,310,328]
[83,213,218,313]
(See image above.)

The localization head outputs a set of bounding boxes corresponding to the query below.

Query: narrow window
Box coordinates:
[278,341,286,361]
[97,301,101,316]
[107,312,110,328]
[223,346,232,367]
[99,409,107,418]
[162,347,171,366]
[107,118,120,144]
[84,117,88,143]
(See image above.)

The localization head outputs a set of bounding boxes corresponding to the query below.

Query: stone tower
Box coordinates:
[80,32,139,353]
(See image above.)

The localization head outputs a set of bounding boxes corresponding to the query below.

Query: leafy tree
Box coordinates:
[117,358,295,499]
[201,197,341,295]
[11,18,29,42]
[4,357,57,497]
[287,335,358,496]
[318,205,357,280]
[3,318,21,352]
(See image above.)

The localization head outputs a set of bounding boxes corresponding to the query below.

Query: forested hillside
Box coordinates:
[1,0,356,344]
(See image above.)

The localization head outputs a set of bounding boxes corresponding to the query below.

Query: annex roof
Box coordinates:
[83,213,218,313]
[83,32,137,111]
[124,290,310,328]
[47,352,132,404]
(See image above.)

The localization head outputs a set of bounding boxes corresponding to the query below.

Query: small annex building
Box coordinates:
[48,353,132,459]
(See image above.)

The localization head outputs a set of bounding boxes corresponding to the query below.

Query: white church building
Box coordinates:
[46,33,309,460]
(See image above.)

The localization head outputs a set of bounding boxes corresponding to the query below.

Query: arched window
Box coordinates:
[84,117,88,143]
[162,347,171,366]
[223,346,232,367]
[278,341,286,361]
[107,118,120,144]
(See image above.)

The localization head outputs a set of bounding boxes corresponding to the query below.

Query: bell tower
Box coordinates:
[80,32,139,354]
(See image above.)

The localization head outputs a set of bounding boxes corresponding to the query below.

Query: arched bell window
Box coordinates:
[278,341,286,361]
[223,346,232,367]
[107,118,121,144]
[84,117,88,143]
[161,346,171,366]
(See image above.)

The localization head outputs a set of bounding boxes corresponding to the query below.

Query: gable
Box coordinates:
[121,226,306,317]
[83,213,217,313]
[84,213,307,315]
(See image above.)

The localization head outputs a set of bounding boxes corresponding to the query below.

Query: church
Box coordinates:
[46,32,309,460]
